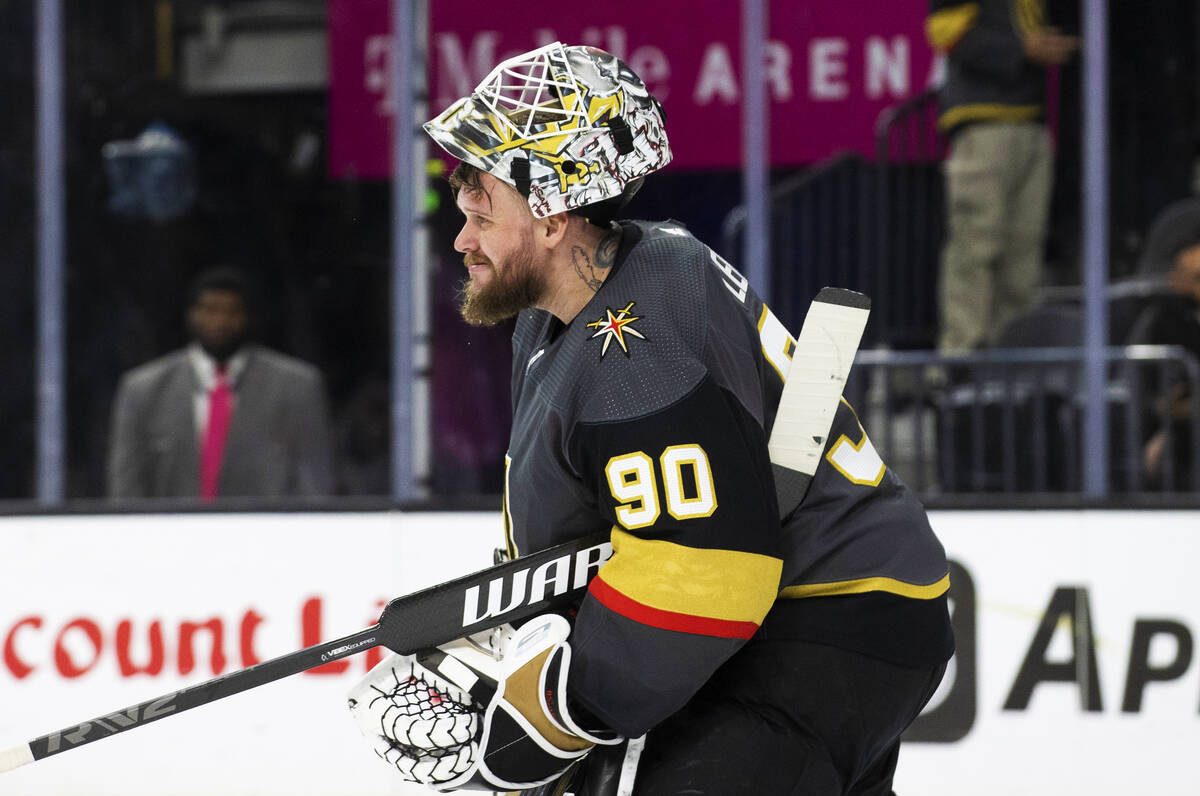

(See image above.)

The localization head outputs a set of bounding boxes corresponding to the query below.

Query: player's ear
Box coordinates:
[537,211,570,249]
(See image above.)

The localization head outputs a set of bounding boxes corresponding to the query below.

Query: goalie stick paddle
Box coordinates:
[769,287,871,517]
[0,287,869,775]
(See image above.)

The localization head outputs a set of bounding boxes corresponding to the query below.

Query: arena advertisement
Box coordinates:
[327,0,940,177]
[898,510,1200,796]
[0,512,500,796]
[2,510,1198,794]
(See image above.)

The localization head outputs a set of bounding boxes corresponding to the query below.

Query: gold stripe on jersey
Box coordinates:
[599,527,783,625]
[925,3,981,52]
[938,102,1042,131]
[780,573,951,600]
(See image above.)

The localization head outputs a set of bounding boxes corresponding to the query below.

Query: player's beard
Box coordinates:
[457,233,544,327]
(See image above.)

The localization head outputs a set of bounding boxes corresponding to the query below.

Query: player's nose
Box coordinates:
[453,223,476,254]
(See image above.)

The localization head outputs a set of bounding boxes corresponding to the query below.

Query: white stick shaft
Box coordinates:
[769,298,868,475]
[616,735,646,796]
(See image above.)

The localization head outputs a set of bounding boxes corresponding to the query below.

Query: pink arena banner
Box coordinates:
[328,0,940,178]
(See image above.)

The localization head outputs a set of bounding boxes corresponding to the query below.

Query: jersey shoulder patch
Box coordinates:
[548,223,716,424]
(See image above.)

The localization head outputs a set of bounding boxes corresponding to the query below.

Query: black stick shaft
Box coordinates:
[26,625,381,762]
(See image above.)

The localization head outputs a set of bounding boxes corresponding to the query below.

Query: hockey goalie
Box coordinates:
[348,42,954,796]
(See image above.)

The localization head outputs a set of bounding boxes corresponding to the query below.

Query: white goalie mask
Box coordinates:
[424,42,672,220]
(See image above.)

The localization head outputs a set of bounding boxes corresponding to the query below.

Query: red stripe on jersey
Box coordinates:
[588,575,760,640]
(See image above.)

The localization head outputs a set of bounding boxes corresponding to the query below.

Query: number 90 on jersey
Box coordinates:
[605,445,717,529]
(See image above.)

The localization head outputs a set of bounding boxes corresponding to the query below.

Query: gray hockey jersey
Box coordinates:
[502,220,953,737]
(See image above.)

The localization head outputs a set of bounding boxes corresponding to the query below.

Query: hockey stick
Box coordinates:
[0,287,869,775]
[0,532,613,773]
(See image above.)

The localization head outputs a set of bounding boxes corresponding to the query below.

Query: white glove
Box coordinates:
[348,614,620,792]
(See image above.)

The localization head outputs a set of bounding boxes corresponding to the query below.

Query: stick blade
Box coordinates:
[0,744,34,774]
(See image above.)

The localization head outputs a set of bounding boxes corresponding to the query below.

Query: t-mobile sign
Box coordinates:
[327,0,940,178]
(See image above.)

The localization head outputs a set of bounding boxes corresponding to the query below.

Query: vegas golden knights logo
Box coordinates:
[586,301,647,357]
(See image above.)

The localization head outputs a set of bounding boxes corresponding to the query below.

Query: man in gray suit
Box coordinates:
[107,266,334,500]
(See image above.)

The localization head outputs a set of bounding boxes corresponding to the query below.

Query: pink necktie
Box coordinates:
[200,367,232,500]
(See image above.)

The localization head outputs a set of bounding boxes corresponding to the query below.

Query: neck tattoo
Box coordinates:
[571,229,621,294]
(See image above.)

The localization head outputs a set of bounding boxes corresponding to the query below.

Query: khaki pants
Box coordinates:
[938,122,1053,352]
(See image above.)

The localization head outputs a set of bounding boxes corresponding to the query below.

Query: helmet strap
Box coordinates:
[510,156,532,197]
[605,117,635,156]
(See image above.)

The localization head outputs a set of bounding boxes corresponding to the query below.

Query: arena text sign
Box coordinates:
[327,0,941,177]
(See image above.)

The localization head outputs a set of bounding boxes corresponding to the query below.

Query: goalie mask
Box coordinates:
[424,41,671,221]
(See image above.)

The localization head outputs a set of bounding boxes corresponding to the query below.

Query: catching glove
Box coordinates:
[347,613,620,792]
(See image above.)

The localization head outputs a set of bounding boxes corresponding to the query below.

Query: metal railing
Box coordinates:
[721,152,872,337]
[721,90,946,347]
[845,345,1200,496]
[873,89,945,348]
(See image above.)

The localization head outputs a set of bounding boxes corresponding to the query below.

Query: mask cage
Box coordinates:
[472,43,592,142]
